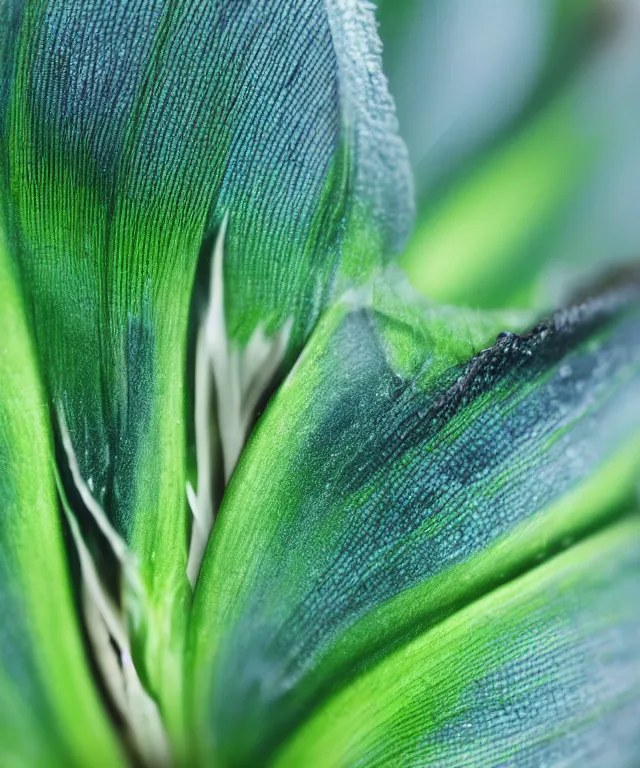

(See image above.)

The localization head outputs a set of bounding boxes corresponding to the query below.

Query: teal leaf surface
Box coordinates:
[276,517,640,767]
[0,1,411,731]
[188,277,640,765]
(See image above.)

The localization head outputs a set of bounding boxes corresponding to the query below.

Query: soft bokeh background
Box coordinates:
[377,0,640,311]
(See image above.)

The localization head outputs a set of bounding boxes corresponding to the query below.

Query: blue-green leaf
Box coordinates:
[0,1,411,731]
[188,276,640,764]
[275,516,640,766]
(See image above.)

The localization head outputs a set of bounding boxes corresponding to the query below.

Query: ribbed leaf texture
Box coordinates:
[189,278,640,765]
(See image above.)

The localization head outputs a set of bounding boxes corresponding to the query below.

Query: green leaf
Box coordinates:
[274,516,640,766]
[376,0,597,199]
[0,214,123,766]
[188,276,640,764]
[401,92,595,307]
[394,0,640,309]
[0,0,411,734]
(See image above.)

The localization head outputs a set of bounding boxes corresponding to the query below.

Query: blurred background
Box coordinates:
[375,0,640,312]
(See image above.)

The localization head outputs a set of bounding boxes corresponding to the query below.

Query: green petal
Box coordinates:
[188,276,640,764]
[1,0,411,731]
[275,516,640,767]
[0,215,122,765]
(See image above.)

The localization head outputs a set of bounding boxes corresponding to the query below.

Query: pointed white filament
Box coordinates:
[186,214,292,587]
[56,420,169,766]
